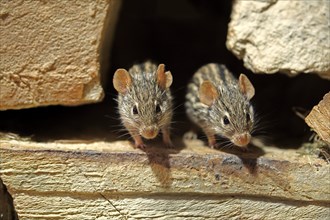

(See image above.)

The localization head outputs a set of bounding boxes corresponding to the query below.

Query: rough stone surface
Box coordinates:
[0,138,329,219]
[306,92,330,144]
[227,0,330,79]
[0,0,121,110]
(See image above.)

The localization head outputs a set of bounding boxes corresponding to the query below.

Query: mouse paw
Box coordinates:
[208,139,218,149]
[136,143,147,149]
[134,141,147,149]
[132,136,146,149]
[183,131,198,140]
[209,143,219,149]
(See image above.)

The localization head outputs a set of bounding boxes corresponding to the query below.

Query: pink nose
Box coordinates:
[232,133,251,147]
[141,127,159,139]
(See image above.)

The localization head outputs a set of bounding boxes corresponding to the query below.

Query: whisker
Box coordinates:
[173,86,187,94]
[112,128,130,134]
[108,124,126,129]
[116,132,133,139]
[218,141,234,150]
[172,103,185,112]
[104,114,119,120]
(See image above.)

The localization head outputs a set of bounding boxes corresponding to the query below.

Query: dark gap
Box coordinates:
[0,178,19,220]
[0,0,329,148]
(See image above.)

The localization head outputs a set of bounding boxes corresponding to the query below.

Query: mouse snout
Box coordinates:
[232,132,251,147]
[141,126,159,139]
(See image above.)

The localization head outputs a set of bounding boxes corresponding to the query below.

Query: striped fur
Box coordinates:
[185,63,254,144]
[116,61,173,141]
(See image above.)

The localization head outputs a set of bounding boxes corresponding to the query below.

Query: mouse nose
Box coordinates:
[141,127,159,139]
[232,133,251,147]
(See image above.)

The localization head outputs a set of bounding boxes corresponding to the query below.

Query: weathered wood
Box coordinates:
[9,193,329,220]
[0,138,329,219]
[305,92,330,145]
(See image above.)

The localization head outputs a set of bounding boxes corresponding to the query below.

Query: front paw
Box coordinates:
[183,131,198,140]
[134,142,147,149]
[208,140,217,149]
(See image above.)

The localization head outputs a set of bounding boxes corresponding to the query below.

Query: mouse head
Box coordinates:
[199,74,255,147]
[113,64,173,139]
[113,64,173,93]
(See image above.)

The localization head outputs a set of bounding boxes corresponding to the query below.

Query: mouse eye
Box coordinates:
[246,113,251,122]
[223,116,230,125]
[155,104,161,114]
[132,105,138,115]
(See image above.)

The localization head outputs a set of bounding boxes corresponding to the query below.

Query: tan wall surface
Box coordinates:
[0,0,121,110]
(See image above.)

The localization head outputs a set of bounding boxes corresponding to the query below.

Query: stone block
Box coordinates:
[0,0,121,110]
[227,0,330,79]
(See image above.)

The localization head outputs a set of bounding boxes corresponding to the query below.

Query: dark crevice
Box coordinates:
[0,1,329,151]
[0,178,19,220]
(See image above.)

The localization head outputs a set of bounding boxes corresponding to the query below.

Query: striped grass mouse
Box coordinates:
[185,63,255,149]
[113,62,173,149]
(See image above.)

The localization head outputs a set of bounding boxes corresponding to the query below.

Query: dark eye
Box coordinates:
[223,116,230,125]
[132,105,138,115]
[155,104,161,113]
[246,113,251,121]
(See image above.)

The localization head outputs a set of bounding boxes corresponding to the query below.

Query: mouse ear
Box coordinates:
[239,74,255,100]
[157,64,173,89]
[113,69,132,94]
[199,81,219,106]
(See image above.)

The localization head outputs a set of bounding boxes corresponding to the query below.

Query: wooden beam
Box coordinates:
[0,138,329,219]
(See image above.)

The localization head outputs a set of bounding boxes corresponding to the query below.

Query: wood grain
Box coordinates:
[0,138,329,219]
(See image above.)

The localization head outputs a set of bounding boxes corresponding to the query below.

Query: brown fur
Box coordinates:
[113,62,174,149]
[185,63,255,148]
